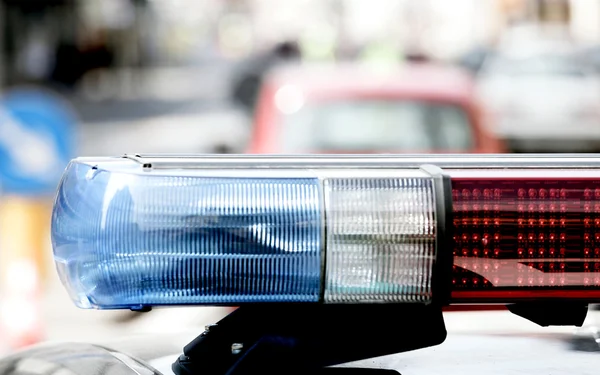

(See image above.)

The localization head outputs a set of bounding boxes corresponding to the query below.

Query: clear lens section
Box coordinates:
[51,161,322,308]
[324,178,436,303]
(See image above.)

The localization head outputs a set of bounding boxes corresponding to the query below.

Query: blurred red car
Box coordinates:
[248,63,504,154]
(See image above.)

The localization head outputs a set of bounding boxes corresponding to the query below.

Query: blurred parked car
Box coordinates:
[476,44,600,152]
[247,63,504,154]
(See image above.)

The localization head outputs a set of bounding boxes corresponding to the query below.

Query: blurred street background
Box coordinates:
[1,0,600,354]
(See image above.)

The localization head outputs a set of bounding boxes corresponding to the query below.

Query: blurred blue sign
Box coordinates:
[0,88,76,195]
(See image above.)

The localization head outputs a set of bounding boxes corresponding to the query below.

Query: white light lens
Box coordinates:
[324,177,436,303]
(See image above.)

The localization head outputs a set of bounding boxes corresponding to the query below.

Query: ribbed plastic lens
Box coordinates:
[324,178,436,303]
[52,162,322,308]
[52,158,441,308]
[450,173,600,301]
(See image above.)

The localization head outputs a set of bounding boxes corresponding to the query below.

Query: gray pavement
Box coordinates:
[77,108,250,156]
[70,64,252,156]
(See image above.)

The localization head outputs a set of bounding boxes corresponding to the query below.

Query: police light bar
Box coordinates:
[51,154,600,309]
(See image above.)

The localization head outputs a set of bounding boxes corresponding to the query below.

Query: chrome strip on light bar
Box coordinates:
[121,154,600,170]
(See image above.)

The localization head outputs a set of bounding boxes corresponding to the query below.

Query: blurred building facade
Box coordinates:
[1,0,600,90]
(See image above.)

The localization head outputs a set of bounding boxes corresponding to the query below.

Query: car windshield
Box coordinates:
[281,100,474,152]
[483,54,587,77]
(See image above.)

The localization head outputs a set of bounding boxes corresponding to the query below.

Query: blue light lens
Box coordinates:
[51,161,322,308]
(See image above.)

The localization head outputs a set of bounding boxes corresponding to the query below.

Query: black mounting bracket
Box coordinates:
[507,302,589,327]
[172,304,447,375]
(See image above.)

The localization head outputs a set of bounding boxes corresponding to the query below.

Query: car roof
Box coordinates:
[265,63,476,103]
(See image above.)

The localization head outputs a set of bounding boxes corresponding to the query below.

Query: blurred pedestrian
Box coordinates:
[231,41,302,113]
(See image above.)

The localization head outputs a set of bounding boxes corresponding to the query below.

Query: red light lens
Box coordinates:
[451,176,600,302]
